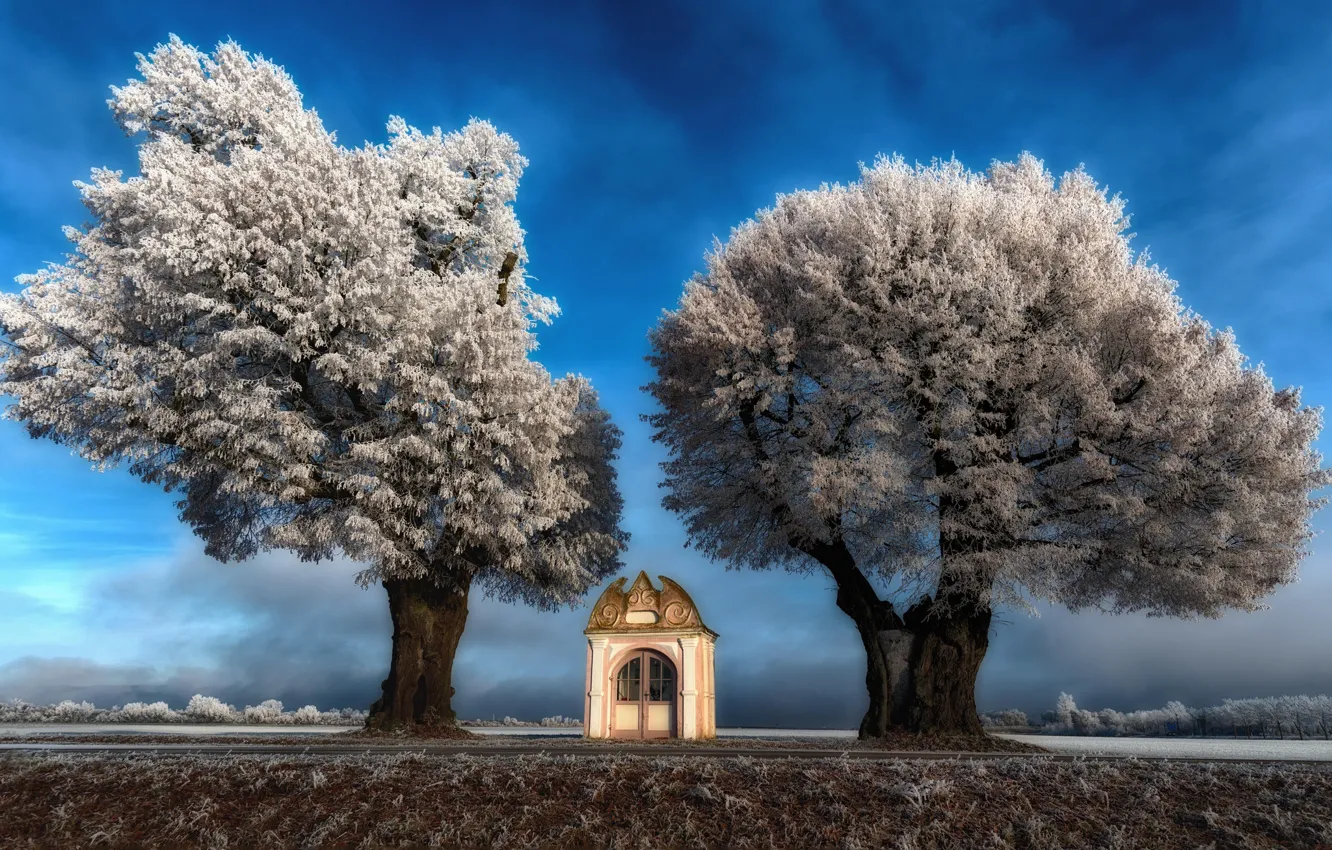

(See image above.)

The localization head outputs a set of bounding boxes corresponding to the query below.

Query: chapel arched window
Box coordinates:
[616,657,640,701]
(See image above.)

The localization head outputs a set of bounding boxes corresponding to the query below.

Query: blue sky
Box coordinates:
[1,0,1330,726]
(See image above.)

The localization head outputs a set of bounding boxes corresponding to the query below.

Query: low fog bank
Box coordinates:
[3,539,1330,730]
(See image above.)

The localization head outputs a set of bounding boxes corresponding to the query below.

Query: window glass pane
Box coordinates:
[650,658,661,678]
[617,661,644,702]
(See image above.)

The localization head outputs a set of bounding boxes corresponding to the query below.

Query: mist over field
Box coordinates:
[3,536,1330,727]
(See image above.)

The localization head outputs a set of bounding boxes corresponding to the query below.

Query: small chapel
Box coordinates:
[583,571,718,739]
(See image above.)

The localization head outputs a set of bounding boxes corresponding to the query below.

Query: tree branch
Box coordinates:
[1114,378,1147,406]
[1018,438,1083,471]
[495,251,518,306]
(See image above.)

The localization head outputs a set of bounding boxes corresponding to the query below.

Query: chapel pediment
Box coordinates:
[585,571,715,635]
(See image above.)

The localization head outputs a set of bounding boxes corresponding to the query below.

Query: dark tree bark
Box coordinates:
[894,588,992,735]
[807,526,991,738]
[365,572,472,730]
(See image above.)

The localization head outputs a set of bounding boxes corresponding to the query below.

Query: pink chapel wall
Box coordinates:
[583,571,718,739]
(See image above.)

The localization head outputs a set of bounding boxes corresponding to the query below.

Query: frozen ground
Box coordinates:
[994,733,1332,761]
[5,749,1331,848]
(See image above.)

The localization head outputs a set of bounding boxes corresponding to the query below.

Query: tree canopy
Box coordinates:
[0,36,627,604]
[647,153,1327,621]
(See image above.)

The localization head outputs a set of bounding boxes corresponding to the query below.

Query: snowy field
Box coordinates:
[4,724,1332,760]
[993,733,1332,761]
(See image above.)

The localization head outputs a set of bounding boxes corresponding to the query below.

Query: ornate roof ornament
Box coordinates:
[585,571,717,636]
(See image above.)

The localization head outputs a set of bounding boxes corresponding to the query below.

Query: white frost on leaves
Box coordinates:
[0,36,627,604]
[646,153,1328,618]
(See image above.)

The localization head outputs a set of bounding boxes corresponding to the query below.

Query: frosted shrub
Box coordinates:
[1071,709,1102,735]
[999,710,1029,727]
[185,694,240,723]
[292,705,322,724]
[0,700,35,722]
[48,701,98,722]
[119,701,180,722]
[980,709,1029,727]
[243,699,287,724]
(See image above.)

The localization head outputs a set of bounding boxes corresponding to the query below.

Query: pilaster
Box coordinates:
[586,637,610,738]
[679,635,701,739]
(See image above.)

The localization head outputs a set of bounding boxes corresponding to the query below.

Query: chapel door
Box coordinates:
[612,650,675,739]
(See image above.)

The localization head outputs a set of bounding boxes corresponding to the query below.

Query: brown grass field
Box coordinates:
[2,739,1332,849]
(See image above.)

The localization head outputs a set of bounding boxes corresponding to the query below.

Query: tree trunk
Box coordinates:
[814,541,991,738]
[366,572,471,731]
[895,591,992,735]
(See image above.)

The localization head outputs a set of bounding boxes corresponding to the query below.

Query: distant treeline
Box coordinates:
[0,696,584,727]
[981,693,1332,739]
[0,696,367,725]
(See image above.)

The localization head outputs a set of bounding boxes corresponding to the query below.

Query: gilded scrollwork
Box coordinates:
[584,570,714,636]
[662,601,689,626]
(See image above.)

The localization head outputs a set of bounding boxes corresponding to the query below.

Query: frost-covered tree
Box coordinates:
[1314,695,1332,741]
[1097,708,1127,735]
[645,153,1328,736]
[1222,698,1260,737]
[243,699,286,724]
[1163,700,1193,734]
[1260,696,1287,738]
[0,37,627,730]
[1284,695,1312,740]
[185,694,239,724]
[1055,692,1078,728]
